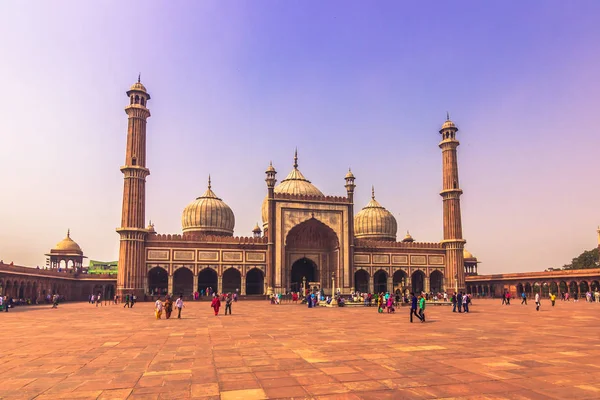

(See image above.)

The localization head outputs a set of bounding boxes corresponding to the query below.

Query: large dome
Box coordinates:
[52,230,83,254]
[182,177,235,236]
[354,187,397,241]
[261,151,324,229]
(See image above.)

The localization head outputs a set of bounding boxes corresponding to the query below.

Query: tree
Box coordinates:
[562,248,599,270]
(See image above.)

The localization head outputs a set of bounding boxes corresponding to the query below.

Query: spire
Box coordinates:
[446,111,450,121]
[208,174,212,190]
[67,229,70,238]
[138,73,141,83]
[371,185,375,199]
[293,148,298,169]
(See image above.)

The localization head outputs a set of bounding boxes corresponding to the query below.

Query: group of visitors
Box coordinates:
[154,295,185,319]
[209,292,234,316]
[451,292,471,313]
[409,292,426,322]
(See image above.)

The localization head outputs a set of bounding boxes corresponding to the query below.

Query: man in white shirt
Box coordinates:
[535,292,540,311]
[175,295,184,319]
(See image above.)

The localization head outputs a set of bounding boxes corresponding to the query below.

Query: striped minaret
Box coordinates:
[439,113,466,293]
[116,76,151,300]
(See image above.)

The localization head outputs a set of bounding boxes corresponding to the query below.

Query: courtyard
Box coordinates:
[1,299,600,400]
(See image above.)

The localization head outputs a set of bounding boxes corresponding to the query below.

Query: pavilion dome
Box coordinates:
[52,230,83,254]
[402,231,414,243]
[182,177,235,236]
[463,249,476,259]
[261,151,324,229]
[354,187,397,241]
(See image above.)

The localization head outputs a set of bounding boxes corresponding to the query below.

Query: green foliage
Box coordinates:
[562,248,599,270]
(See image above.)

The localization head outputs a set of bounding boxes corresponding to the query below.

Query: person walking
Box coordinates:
[225,293,233,315]
[535,292,541,311]
[451,292,457,312]
[211,293,221,316]
[457,292,463,313]
[155,297,163,319]
[410,292,422,322]
[418,294,426,322]
[123,294,130,308]
[4,296,8,312]
[96,292,102,307]
[550,293,556,307]
[462,292,469,313]
[521,292,527,305]
[164,296,173,319]
[176,295,184,318]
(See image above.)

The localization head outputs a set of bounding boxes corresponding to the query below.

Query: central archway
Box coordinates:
[148,267,168,295]
[285,218,339,293]
[198,268,217,294]
[355,269,369,293]
[430,270,444,293]
[173,267,193,296]
[246,268,264,295]
[373,269,388,294]
[222,268,241,294]
[412,270,425,294]
[290,258,317,293]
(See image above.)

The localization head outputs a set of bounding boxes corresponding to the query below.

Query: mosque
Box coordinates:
[116,78,475,299]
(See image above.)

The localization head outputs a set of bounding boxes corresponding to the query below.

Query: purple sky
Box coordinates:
[1,1,599,273]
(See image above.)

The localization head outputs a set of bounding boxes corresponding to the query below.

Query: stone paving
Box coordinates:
[1,298,600,400]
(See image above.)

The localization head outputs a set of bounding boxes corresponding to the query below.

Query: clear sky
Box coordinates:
[1,1,599,273]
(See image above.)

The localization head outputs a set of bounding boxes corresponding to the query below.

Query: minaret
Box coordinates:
[344,168,356,291]
[439,113,466,293]
[116,76,151,299]
[265,161,277,295]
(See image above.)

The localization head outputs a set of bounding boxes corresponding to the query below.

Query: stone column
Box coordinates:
[368,276,374,294]
[387,276,393,293]
[168,274,173,296]
[241,275,246,295]
[192,274,198,294]
[218,275,223,294]
[424,275,430,293]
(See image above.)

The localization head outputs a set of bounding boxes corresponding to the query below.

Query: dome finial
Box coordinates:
[293,148,298,169]
[138,73,141,83]
[208,174,212,190]
[371,185,375,199]
[446,111,450,121]
[67,228,70,238]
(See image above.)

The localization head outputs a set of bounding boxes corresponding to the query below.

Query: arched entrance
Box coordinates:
[173,268,193,296]
[516,283,524,294]
[246,268,264,295]
[290,258,317,293]
[533,282,541,294]
[412,270,425,293]
[559,281,568,294]
[580,281,589,294]
[430,270,444,293]
[569,281,578,294]
[148,267,168,295]
[198,268,218,294]
[542,282,550,297]
[223,268,241,294]
[354,269,369,293]
[285,218,339,294]
[392,270,407,294]
[550,282,558,295]
[373,270,387,294]
[525,283,532,295]
[591,281,600,292]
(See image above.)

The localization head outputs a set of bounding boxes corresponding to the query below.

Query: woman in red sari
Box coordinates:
[211,294,221,316]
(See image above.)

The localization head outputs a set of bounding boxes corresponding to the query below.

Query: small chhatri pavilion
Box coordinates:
[45,230,86,270]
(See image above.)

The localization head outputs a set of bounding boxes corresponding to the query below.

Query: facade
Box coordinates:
[116,79,473,300]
